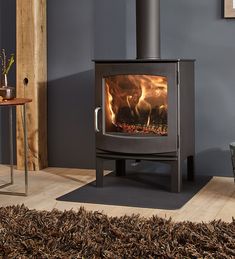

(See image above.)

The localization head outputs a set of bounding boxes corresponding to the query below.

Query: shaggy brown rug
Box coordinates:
[0,205,235,258]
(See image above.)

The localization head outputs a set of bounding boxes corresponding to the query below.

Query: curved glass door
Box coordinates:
[104,75,168,136]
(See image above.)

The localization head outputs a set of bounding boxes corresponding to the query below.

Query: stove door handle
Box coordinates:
[94,107,101,133]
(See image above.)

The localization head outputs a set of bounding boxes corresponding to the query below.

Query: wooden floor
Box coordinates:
[0,165,234,223]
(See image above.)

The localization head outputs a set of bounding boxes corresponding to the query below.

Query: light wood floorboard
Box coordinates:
[0,165,234,222]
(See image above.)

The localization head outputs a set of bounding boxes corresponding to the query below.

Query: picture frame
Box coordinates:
[224,0,235,18]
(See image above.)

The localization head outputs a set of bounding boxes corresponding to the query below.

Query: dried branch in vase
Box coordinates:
[0,49,15,87]
[0,49,16,100]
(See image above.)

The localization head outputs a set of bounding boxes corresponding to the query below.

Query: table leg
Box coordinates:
[23,104,28,195]
[9,106,13,184]
[0,99,32,196]
[0,104,29,196]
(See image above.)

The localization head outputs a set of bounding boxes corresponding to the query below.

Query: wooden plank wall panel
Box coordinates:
[16,0,47,170]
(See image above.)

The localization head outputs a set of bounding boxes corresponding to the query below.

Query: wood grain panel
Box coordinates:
[16,0,47,170]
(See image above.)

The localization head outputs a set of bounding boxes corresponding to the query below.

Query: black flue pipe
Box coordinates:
[136,0,161,59]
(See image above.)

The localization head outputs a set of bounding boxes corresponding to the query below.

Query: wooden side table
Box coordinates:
[0,98,32,196]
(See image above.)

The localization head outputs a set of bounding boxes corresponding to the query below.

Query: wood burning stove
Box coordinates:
[94,59,194,192]
[94,0,195,192]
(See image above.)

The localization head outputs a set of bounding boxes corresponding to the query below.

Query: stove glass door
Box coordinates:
[104,75,168,137]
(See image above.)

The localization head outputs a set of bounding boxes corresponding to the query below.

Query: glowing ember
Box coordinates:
[105,75,168,136]
[117,123,167,136]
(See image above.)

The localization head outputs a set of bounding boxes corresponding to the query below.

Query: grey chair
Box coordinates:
[229,142,235,182]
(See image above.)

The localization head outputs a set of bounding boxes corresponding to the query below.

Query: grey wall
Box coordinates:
[0,0,235,176]
[161,0,235,176]
[94,0,127,59]
[0,0,16,164]
[47,0,95,168]
[47,0,128,168]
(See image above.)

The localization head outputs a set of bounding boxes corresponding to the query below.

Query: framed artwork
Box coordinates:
[224,0,235,18]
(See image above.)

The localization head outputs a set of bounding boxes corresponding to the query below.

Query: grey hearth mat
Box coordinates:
[57,171,211,210]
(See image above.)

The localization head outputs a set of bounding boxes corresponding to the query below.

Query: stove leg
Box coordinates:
[187,155,194,181]
[170,160,181,193]
[116,159,126,176]
[96,157,104,187]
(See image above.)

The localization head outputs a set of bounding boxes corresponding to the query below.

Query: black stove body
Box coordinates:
[94,59,195,192]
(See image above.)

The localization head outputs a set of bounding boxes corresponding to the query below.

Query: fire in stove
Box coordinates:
[105,74,168,136]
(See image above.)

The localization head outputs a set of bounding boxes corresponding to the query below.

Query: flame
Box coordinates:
[136,84,152,126]
[106,84,116,125]
[126,95,135,116]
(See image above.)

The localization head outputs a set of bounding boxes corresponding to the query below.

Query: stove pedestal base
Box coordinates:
[96,152,194,193]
